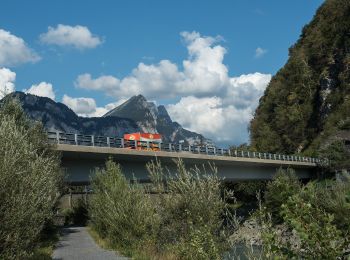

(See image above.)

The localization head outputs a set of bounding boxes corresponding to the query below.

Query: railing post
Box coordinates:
[228,149,231,156]
[179,144,182,152]
[241,151,244,157]
[221,148,224,155]
[213,147,216,155]
[91,135,94,146]
[159,142,162,151]
[206,146,208,154]
[74,134,78,145]
[56,131,60,144]
[147,141,150,149]
[107,137,110,147]
[269,154,272,160]
[247,151,250,157]
[169,143,172,152]
[120,138,124,148]
[235,150,237,157]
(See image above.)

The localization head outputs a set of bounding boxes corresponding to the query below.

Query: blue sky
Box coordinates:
[0,0,324,146]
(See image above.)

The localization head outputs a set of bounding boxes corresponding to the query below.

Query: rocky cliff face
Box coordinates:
[250,0,350,156]
[104,95,212,145]
[3,92,211,145]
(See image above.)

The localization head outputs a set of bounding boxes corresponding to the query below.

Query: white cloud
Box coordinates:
[255,47,267,58]
[74,31,271,145]
[0,29,40,67]
[226,72,271,109]
[74,31,230,99]
[0,67,16,98]
[40,24,102,49]
[62,94,119,117]
[75,74,120,93]
[24,82,55,100]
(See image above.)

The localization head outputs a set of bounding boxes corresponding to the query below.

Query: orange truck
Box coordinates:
[123,132,162,151]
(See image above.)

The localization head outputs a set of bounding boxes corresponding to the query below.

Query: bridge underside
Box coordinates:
[58,145,316,184]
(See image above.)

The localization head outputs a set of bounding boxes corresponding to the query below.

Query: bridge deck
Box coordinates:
[56,144,317,168]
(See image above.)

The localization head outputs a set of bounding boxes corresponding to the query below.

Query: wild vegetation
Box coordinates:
[0,98,62,259]
[89,159,236,259]
[88,158,350,259]
[251,169,350,259]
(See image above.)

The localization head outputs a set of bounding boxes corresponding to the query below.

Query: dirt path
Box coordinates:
[52,226,128,260]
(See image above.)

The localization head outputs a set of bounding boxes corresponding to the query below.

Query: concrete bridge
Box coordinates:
[49,132,321,184]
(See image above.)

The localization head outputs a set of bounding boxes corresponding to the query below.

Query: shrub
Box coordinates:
[281,184,344,259]
[90,158,235,259]
[301,174,350,249]
[258,174,348,259]
[89,159,157,252]
[147,159,234,259]
[0,98,62,259]
[62,199,88,226]
[264,168,301,223]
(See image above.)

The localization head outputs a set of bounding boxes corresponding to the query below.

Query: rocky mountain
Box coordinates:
[250,0,350,161]
[3,92,211,145]
[104,95,212,145]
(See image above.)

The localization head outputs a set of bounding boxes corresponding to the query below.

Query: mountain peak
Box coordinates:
[102,95,212,145]
[103,94,156,118]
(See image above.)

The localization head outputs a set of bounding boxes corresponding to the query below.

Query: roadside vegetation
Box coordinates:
[239,169,350,259]
[89,159,236,259]
[0,98,62,259]
[89,157,350,259]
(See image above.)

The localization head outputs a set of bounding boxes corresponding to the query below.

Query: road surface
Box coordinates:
[52,226,127,260]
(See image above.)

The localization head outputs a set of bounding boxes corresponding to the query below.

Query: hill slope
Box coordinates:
[250,0,350,156]
[104,95,212,145]
[2,92,211,145]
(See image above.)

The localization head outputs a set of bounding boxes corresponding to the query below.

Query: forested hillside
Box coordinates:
[250,0,350,161]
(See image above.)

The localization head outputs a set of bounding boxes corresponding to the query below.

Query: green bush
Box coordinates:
[147,159,233,259]
[302,174,350,247]
[62,199,88,226]
[264,168,301,223]
[281,184,344,259]
[89,159,157,252]
[258,170,349,259]
[0,98,62,259]
[90,159,235,259]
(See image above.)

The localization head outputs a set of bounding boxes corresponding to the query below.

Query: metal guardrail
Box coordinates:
[47,131,323,164]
